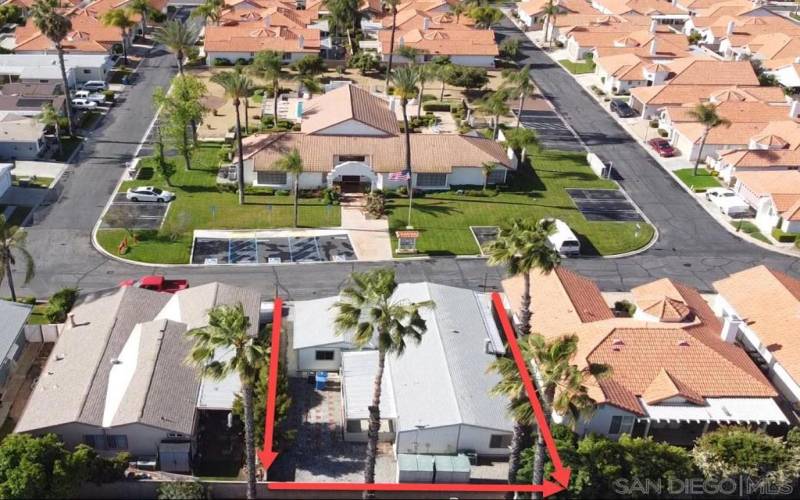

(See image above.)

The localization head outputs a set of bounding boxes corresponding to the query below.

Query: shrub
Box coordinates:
[212,57,232,67]
[422,101,452,112]
[649,119,659,128]
[44,287,79,323]
[276,189,290,196]
[157,481,207,500]
[321,187,340,205]
[397,185,408,196]
[614,300,637,317]
[500,38,521,60]
[235,57,252,66]
[291,54,326,76]
[102,90,115,102]
[771,227,799,243]
[658,128,669,137]
[363,191,386,218]
[444,65,489,90]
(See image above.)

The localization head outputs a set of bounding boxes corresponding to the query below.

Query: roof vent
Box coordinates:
[677,340,690,347]
[611,338,624,346]
[55,354,65,361]
[110,358,122,365]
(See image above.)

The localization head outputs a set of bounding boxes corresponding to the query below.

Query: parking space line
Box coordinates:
[253,238,259,263]
[313,237,323,262]
[288,237,294,262]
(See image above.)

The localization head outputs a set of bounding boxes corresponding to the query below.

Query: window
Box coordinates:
[106,435,128,450]
[608,415,635,435]
[315,350,335,361]
[487,168,506,185]
[82,69,91,74]
[416,173,447,187]
[489,434,512,449]
[337,155,366,163]
[346,419,364,433]
[257,171,287,185]
[282,52,291,61]
[83,435,104,448]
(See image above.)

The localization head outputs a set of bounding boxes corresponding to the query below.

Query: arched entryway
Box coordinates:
[328,161,376,193]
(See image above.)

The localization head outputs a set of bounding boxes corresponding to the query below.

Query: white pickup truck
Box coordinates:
[73,89,106,104]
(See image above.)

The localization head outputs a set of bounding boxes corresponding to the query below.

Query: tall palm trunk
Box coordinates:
[506,419,530,499]
[141,14,148,39]
[363,348,386,499]
[272,78,280,128]
[493,113,500,140]
[440,79,446,100]
[519,272,532,336]
[176,49,185,75]
[401,98,413,228]
[384,7,398,91]
[121,28,129,66]
[292,176,299,227]
[54,120,63,154]
[416,80,424,119]
[693,129,709,176]
[4,258,16,302]
[243,383,257,500]
[56,45,75,137]
[531,385,555,500]
[234,99,245,205]
[516,93,526,129]
[244,97,250,134]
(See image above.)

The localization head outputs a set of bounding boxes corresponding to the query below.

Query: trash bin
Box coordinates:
[315,371,328,390]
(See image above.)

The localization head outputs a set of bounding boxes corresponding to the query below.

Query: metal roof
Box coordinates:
[0,300,31,359]
[341,350,397,420]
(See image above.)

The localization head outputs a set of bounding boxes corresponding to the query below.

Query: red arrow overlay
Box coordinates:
[258,292,570,497]
[256,296,282,472]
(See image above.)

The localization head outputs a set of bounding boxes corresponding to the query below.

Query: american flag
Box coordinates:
[388,170,411,181]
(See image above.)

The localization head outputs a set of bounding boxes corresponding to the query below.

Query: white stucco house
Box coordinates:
[238,84,516,192]
[289,281,515,457]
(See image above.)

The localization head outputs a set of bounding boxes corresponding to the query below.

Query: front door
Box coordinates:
[341,175,362,193]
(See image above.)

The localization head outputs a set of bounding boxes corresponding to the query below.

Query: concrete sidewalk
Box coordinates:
[340,195,393,261]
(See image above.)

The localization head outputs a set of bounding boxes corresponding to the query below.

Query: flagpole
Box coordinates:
[406,174,413,228]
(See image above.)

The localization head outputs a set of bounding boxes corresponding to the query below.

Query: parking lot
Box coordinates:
[567,189,644,222]
[101,193,169,229]
[515,110,585,152]
[192,234,357,265]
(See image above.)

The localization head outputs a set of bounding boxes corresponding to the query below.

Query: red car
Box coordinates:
[648,138,676,157]
[119,275,189,293]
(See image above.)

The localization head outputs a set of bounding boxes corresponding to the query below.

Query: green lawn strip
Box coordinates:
[27,304,49,325]
[558,59,596,75]
[673,168,720,192]
[101,144,340,263]
[729,220,771,245]
[388,149,654,256]
[12,175,54,188]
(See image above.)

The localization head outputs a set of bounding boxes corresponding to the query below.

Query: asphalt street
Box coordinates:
[2,20,798,301]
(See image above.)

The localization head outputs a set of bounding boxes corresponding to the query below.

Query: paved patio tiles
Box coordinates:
[340,195,393,261]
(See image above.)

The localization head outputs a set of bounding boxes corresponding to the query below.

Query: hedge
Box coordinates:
[422,101,453,112]
[771,227,799,243]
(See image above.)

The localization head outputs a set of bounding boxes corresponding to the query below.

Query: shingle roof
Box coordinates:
[301,85,400,136]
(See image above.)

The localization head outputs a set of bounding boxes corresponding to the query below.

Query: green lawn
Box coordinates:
[27,304,49,325]
[387,149,655,256]
[12,175,53,189]
[674,168,721,192]
[559,59,596,75]
[730,220,771,245]
[97,144,341,264]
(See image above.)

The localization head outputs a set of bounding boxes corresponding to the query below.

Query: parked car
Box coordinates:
[73,89,106,103]
[545,218,581,257]
[126,186,176,202]
[118,275,189,293]
[81,80,108,91]
[648,138,676,157]
[70,98,97,110]
[705,188,751,217]
[610,99,636,118]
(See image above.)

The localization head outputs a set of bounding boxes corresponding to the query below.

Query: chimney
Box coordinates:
[67,313,76,328]
[388,96,396,111]
[264,15,271,29]
[649,38,657,56]
[422,16,430,31]
[726,20,734,36]
[720,316,741,344]
[298,34,304,49]
[649,19,657,33]
[790,100,799,119]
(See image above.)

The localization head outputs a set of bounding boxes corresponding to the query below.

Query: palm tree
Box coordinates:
[273,149,304,228]
[482,161,496,190]
[102,8,135,66]
[687,102,731,176]
[544,0,559,47]
[153,20,198,76]
[383,0,400,91]
[192,0,224,26]
[0,215,34,302]
[485,218,560,336]
[325,0,361,55]
[450,2,466,23]
[186,303,265,500]
[479,89,510,140]
[502,64,535,129]
[30,0,74,137]
[252,50,284,127]
[211,70,253,205]
[430,55,452,100]
[525,334,610,498]
[468,6,503,30]
[332,268,433,498]
[39,102,64,154]
[392,67,420,228]
[127,0,153,39]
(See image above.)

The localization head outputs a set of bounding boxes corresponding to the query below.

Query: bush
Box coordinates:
[771,227,799,243]
[422,101,452,112]
[291,54,326,76]
[235,57,252,66]
[102,90,115,102]
[45,287,79,323]
[276,189,290,196]
[397,185,408,196]
[363,191,386,218]
[658,128,668,137]
[212,57,232,67]
[444,65,489,90]
[614,300,637,317]
[157,481,207,500]
[87,451,131,484]
[649,119,659,128]
[321,187,340,205]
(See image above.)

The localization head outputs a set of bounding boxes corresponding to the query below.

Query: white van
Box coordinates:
[546,218,581,257]
[81,80,108,92]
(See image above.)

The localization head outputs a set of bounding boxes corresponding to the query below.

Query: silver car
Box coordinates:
[126,186,176,202]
